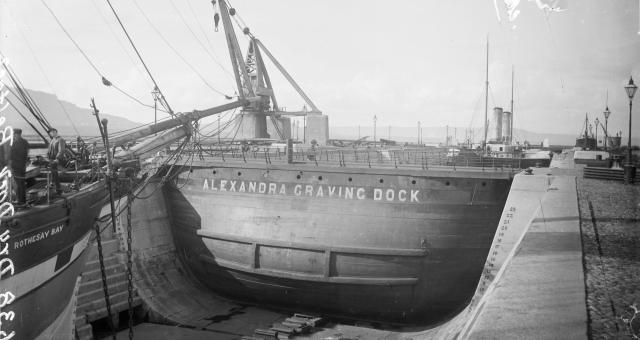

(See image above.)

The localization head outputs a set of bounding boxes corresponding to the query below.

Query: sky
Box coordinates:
[1,0,639,139]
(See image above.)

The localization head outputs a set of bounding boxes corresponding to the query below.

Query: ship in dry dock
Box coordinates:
[128,0,516,325]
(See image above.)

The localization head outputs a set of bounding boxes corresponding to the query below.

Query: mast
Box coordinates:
[483,36,489,153]
[105,99,251,150]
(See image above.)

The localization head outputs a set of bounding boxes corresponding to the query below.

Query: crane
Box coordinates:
[213,0,323,140]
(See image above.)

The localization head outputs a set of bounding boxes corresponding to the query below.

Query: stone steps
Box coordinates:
[77,289,140,320]
[86,238,120,262]
[80,262,124,283]
[75,323,93,340]
[80,271,127,293]
[74,228,141,340]
[77,279,129,306]
[83,255,118,272]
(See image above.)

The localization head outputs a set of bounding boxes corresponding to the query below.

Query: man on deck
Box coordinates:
[47,128,66,194]
[10,128,30,205]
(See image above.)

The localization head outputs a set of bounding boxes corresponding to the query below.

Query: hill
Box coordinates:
[2,88,140,139]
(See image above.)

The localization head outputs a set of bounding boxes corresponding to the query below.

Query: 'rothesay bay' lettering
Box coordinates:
[202,179,420,203]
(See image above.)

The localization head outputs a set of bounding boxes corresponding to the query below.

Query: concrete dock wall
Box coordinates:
[123,171,588,339]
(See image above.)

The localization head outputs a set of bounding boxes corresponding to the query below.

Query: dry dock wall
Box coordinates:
[467,174,586,339]
[124,171,587,339]
[395,171,586,339]
[125,181,241,328]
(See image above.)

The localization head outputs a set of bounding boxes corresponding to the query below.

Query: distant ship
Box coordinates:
[575,114,597,150]
[451,51,551,169]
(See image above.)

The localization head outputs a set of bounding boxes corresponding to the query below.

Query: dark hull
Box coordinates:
[165,162,512,325]
[10,240,90,340]
[1,181,107,339]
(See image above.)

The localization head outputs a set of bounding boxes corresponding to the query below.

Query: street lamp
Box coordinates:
[151,86,160,126]
[603,106,610,151]
[373,115,377,145]
[624,76,637,183]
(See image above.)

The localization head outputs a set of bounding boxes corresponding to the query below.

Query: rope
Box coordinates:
[183,0,237,87]
[40,0,103,75]
[1,66,52,134]
[130,0,232,98]
[39,0,160,112]
[5,98,49,143]
[111,82,170,113]
[104,0,175,115]
[89,0,153,89]
[13,27,80,135]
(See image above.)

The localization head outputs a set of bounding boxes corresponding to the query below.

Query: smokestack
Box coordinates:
[502,111,512,143]
[492,107,503,141]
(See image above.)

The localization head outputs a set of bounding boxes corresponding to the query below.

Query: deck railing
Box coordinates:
[173,144,523,172]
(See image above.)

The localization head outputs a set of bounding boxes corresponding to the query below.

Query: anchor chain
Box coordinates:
[93,219,117,340]
[91,100,116,339]
[126,185,134,340]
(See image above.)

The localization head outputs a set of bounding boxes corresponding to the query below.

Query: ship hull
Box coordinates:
[1,181,107,340]
[165,163,512,325]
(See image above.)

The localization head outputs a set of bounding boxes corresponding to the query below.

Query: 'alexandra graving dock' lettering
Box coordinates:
[201,179,420,203]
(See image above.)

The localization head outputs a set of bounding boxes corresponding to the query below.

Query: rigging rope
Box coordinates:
[5,98,49,143]
[130,0,232,98]
[183,0,237,87]
[39,0,161,113]
[89,0,153,89]
[104,0,175,115]
[1,68,52,134]
[40,0,103,76]
[2,64,50,126]
[14,27,80,135]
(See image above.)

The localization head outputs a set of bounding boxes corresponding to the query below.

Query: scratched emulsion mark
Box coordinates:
[0,53,16,340]
[493,0,568,28]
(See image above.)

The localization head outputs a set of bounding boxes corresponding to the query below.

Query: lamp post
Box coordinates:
[603,106,610,151]
[373,115,377,145]
[151,86,160,126]
[624,76,637,184]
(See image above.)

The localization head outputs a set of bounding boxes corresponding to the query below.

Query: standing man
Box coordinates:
[10,128,30,205]
[47,128,66,194]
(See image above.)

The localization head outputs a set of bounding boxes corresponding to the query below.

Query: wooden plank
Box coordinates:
[197,229,428,257]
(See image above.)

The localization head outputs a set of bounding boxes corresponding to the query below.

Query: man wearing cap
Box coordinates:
[47,128,66,194]
[10,128,29,205]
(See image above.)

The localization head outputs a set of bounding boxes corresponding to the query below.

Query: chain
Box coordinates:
[126,183,135,339]
[93,220,117,340]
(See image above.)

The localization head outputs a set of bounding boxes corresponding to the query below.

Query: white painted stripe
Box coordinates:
[34,276,81,340]
[3,231,92,299]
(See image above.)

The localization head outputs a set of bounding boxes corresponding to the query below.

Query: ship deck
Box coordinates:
[171,146,518,180]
